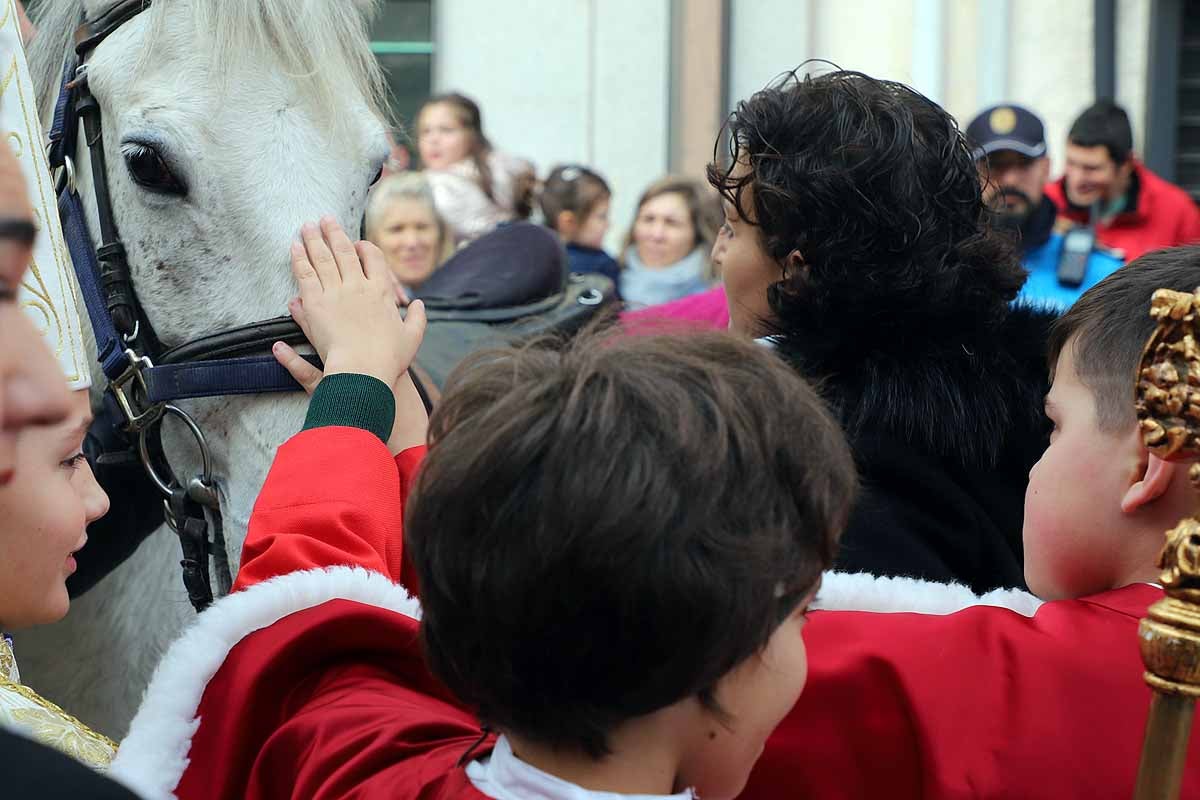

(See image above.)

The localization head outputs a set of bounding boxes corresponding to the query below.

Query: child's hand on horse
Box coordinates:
[273,216,426,391]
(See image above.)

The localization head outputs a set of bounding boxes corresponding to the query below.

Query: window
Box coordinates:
[372,0,435,135]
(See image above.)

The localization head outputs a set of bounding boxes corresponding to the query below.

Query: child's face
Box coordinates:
[0,389,109,630]
[575,197,610,249]
[0,139,72,480]
[677,588,816,799]
[712,173,783,336]
[1023,340,1138,600]
[417,103,472,171]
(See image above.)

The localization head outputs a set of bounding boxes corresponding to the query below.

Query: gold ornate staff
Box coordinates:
[1133,288,1200,799]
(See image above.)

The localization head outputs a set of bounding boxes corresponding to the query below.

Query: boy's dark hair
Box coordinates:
[540,165,610,232]
[1047,246,1200,433]
[1068,100,1133,165]
[406,329,856,758]
[706,68,1026,355]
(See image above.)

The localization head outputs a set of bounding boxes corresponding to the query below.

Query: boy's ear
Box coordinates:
[1121,452,1179,514]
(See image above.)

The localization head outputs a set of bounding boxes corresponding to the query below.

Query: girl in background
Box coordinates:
[619,176,719,309]
[365,172,454,296]
[417,92,535,244]
[540,165,620,291]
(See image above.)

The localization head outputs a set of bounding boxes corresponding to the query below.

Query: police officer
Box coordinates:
[966,104,1122,309]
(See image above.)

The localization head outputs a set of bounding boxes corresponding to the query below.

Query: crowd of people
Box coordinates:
[366,86,1200,320]
[5,10,1200,798]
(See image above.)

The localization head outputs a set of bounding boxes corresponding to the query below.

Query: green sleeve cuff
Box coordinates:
[302,373,394,444]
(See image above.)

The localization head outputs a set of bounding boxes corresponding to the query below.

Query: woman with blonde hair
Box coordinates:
[619,176,720,309]
[365,171,455,295]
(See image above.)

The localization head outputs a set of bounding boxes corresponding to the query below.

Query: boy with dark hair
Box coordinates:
[1045,99,1200,262]
[740,246,1200,799]
[110,218,858,800]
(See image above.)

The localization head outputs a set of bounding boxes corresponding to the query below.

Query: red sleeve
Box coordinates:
[741,587,1200,799]
[176,600,491,800]
[395,445,425,596]
[233,427,426,591]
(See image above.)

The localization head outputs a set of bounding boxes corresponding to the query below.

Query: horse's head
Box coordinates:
[32,0,391,346]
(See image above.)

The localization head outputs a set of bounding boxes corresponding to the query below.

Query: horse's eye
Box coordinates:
[121,142,187,196]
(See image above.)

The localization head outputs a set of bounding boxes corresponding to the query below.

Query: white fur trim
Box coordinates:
[108,567,422,800]
[814,571,1043,617]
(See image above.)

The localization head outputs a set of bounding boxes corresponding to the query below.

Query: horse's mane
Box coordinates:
[29,0,387,129]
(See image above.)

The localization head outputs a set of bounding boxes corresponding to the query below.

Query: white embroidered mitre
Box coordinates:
[0,0,91,390]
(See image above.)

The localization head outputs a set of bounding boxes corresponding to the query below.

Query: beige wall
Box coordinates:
[813,0,916,85]
[431,0,1152,251]
[726,0,1150,176]
[435,0,672,253]
[729,0,815,106]
[1116,0,1150,159]
[671,0,726,181]
[1008,0,1095,175]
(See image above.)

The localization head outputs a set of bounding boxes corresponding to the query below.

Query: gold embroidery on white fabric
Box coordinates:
[0,638,117,770]
[0,675,118,770]
[2,0,88,387]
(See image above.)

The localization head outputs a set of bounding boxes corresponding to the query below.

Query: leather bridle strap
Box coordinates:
[73,0,152,55]
[49,0,159,380]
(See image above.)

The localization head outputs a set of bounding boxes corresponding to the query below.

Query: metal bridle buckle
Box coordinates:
[137,403,214,502]
[577,288,604,306]
[110,348,163,432]
[49,150,77,196]
[122,319,140,344]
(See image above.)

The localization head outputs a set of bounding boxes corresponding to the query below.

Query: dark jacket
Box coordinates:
[0,729,142,798]
[776,304,1056,593]
[565,242,621,297]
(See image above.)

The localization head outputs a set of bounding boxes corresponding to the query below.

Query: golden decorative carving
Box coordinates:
[1134,287,1200,798]
[1137,289,1200,461]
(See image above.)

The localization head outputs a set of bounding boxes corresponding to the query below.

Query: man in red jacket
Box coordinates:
[109,217,858,800]
[739,246,1200,799]
[1044,100,1200,262]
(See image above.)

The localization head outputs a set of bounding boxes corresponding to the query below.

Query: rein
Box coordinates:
[46,0,314,612]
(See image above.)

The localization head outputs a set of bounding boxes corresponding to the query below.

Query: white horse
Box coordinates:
[17,0,391,737]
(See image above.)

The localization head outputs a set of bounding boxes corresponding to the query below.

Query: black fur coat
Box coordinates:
[775,303,1057,593]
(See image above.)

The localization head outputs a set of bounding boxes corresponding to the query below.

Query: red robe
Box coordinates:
[111,427,495,799]
[108,425,1200,799]
[743,581,1200,799]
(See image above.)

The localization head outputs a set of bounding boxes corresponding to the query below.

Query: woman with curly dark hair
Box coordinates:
[708,69,1056,593]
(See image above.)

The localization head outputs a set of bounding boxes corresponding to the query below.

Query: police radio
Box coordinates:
[1056,203,1100,289]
